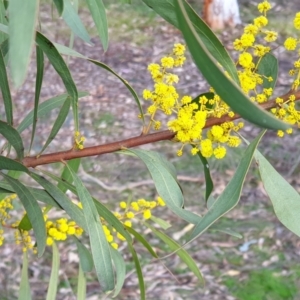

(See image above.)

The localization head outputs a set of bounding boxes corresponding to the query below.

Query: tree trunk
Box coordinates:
[203,0,241,30]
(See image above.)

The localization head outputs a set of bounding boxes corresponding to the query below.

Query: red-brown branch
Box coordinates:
[22,89,300,168]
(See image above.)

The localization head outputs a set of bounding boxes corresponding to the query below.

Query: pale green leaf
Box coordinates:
[125,149,201,224]
[128,243,145,300]
[68,166,115,292]
[46,242,60,300]
[111,248,126,298]
[61,0,91,44]
[187,132,265,243]
[146,222,204,285]
[8,0,39,86]
[18,252,32,300]
[255,150,300,237]
[86,0,108,50]
[77,264,87,300]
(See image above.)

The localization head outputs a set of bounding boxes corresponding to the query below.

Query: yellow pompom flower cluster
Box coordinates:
[45,215,83,246]
[143,44,244,159]
[14,229,37,253]
[284,12,300,90]
[74,131,86,150]
[0,194,16,225]
[233,1,277,98]
[104,196,166,250]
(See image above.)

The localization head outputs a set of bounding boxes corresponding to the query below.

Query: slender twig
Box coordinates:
[22,89,300,168]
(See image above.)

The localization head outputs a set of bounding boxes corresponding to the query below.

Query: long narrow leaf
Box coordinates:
[38,97,71,154]
[126,226,158,258]
[61,0,91,44]
[0,156,28,172]
[86,0,108,50]
[257,53,278,91]
[35,32,79,130]
[255,150,300,237]
[8,0,39,87]
[142,0,239,84]
[29,45,44,152]
[30,172,87,231]
[0,2,8,44]
[40,169,132,242]
[175,0,288,131]
[74,237,93,272]
[18,252,32,300]
[46,242,60,300]
[111,248,126,298]
[197,152,213,202]
[2,174,46,256]
[146,223,204,285]
[77,264,87,300]
[128,243,145,300]
[58,158,81,193]
[125,149,201,224]
[187,131,265,243]
[0,47,13,124]
[17,91,88,133]
[0,120,24,160]
[68,166,115,292]
[53,0,64,16]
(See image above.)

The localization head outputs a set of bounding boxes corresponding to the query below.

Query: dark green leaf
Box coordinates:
[8,0,39,86]
[35,32,79,130]
[146,222,204,285]
[126,226,158,258]
[142,0,239,84]
[18,252,32,300]
[86,0,108,50]
[0,2,8,44]
[19,214,32,231]
[58,158,81,193]
[46,242,60,300]
[38,97,71,154]
[68,166,115,292]
[17,91,88,133]
[257,53,278,91]
[3,174,46,256]
[30,172,87,231]
[0,120,24,160]
[53,0,64,16]
[0,156,28,172]
[197,152,213,202]
[74,237,93,272]
[175,0,288,131]
[187,131,265,243]
[0,46,13,125]
[29,45,44,152]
